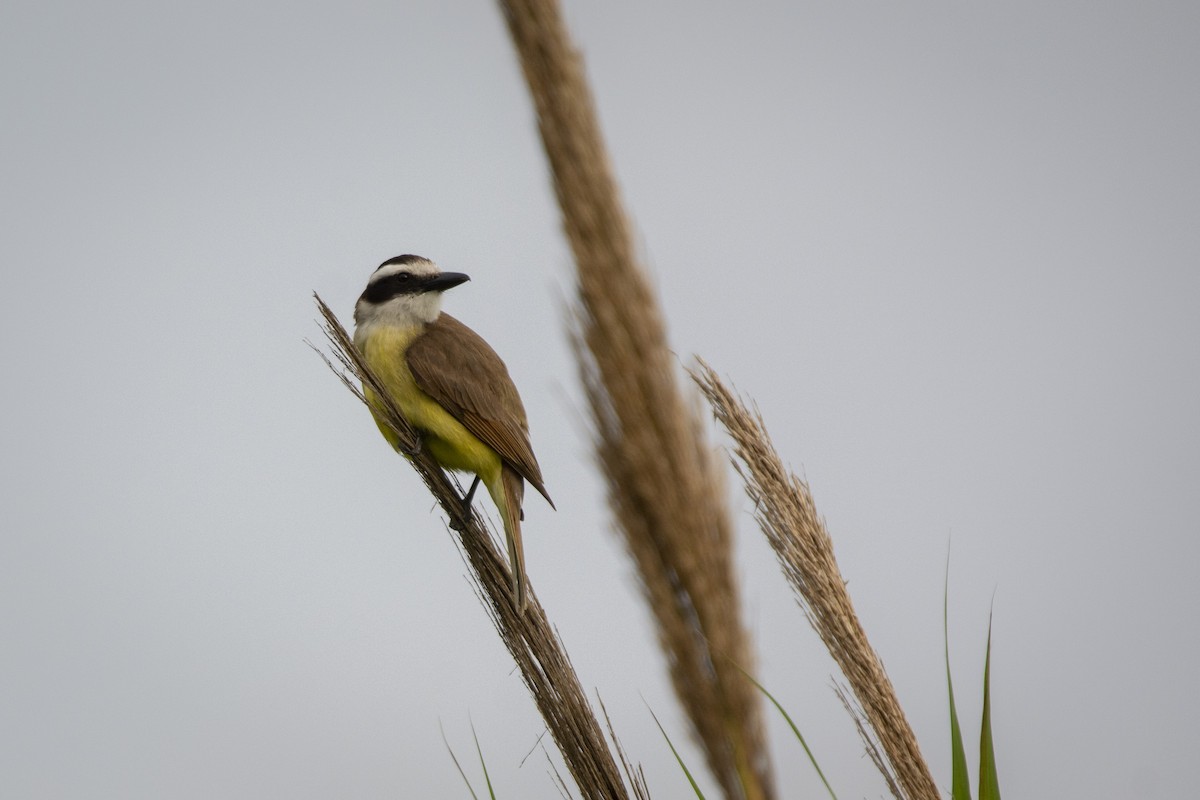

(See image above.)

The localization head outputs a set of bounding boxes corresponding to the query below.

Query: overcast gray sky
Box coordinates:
[3,1,1198,797]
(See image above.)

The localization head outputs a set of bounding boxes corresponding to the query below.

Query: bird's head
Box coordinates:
[353,254,470,334]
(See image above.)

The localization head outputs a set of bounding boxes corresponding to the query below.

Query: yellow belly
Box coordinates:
[359,325,501,484]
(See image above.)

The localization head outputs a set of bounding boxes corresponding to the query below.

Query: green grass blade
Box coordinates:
[945,555,973,800]
[440,721,481,800]
[471,720,498,800]
[647,704,706,799]
[735,666,837,800]
[978,612,1002,800]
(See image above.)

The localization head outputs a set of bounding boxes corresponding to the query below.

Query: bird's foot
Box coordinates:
[450,476,481,531]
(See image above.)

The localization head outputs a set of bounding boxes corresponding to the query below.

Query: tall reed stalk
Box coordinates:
[497,1,775,798]
[691,361,940,800]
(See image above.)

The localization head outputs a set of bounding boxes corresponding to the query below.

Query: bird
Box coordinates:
[353,254,553,611]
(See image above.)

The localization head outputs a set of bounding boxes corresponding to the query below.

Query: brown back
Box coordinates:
[407,313,553,506]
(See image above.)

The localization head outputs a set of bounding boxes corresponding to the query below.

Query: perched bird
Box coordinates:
[353,254,553,610]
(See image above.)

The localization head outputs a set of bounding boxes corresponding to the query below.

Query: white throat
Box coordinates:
[353,291,443,347]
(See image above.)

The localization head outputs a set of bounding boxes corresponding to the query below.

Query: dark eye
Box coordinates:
[394,271,411,282]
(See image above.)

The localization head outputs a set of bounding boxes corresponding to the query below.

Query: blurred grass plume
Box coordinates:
[497,0,775,797]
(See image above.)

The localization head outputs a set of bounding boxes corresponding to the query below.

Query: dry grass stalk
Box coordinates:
[600,697,654,800]
[690,360,940,800]
[312,295,640,800]
[496,1,774,798]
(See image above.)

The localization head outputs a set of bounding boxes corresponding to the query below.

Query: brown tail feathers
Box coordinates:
[499,465,528,611]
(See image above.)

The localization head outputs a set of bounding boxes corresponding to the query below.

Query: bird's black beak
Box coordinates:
[426,272,470,293]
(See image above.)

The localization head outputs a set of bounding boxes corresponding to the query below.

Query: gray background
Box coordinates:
[3,1,1197,797]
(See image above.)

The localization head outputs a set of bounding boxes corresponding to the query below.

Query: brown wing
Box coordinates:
[407,313,553,507]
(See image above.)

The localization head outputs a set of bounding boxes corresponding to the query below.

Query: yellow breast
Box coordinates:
[358,325,501,482]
